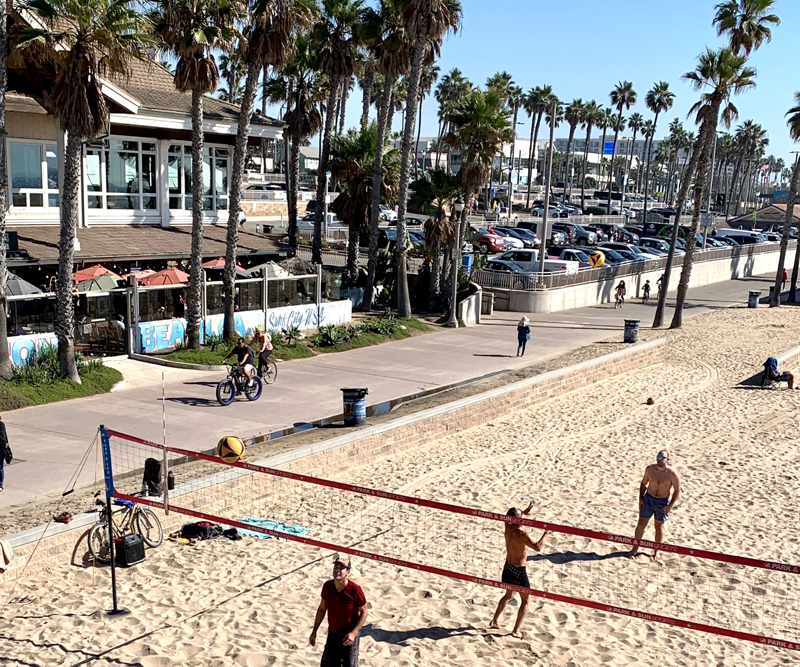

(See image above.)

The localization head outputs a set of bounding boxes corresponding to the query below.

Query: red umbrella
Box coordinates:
[202,257,246,273]
[142,268,190,286]
[122,269,156,282]
[73,264,122,282]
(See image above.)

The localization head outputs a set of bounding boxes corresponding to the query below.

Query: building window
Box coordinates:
[168,144,229,212]
[9,141,59,208]
[84,138,158,211]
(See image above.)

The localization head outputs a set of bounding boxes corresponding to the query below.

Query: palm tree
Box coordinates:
[485,71,514,102]
[394,0,462,318]
[312,0,366,264]
[784,94,800,302]
[503,85,524,209]
[415,62,439,177]
[357,52,376,131]
[625,112,644,194]
[330,122,400,282]
[669,47,756,329]
[605,81,636,212]
[283,33,324,252]
[409,168,460,307]
[713,0,780,57]
[151,0,243,349]
[522,85,553,208]
[444,88,511,318]
[362,0,411,311]
[579,101,601,209]
[219,52,246,103]
[544,101,563,187]
[637,118,654,196]
[596,107,614,189]
[434,67,471,171]
[222,0,316,340]
[642,81,675,222]
[0,0,9,378]
[562,98,584,199]
[17,0,152,379]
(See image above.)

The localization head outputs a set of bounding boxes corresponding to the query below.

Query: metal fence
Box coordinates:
[473,241,795,292]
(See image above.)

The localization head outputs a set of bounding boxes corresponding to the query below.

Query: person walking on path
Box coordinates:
[490,503,549,638]
[642,280,651,303]
[783,268,788,290]
[517,317,530,357]
[629,450,681,558]
[309,554,368,666]
[0,417,10,492]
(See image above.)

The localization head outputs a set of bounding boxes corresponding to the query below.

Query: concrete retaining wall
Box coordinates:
[1,338,665,583]
[495,246,796,313]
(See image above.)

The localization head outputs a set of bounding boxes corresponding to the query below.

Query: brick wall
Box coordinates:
[1,339,665,585]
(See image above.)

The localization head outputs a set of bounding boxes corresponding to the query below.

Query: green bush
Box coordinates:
[11,344,105,386]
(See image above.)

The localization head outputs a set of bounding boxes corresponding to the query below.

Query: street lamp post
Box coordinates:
[446,196,466,328]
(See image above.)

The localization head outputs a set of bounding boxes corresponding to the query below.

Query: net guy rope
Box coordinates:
[101,426,800,654]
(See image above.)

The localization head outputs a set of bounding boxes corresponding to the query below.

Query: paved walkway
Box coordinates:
[0,273,781,509]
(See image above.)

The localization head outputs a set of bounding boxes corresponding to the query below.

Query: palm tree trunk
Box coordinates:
[770,157,800,307]
[671,113,718,329]
[360,60,374,131]
[606,113,622,213]
[186,90,205,349]
[598,126,607,194]
[0,5,10,380]
[314,74,341,264]
[429,247,442,310]
[416,95,424,177]
[288,136,301,250]
[224,60,260,341]
[363,77,394,311]
[652,131,703,329]
[347,223,359,283]
[524,112,538,208]
[642,111,660,223]
[727,153,743,216]
[507,104,518,212]
[56,131,82,382]
[580,125,591,210]
[435,116,444,171]
[395,38,428,318]
[339,77,350,134]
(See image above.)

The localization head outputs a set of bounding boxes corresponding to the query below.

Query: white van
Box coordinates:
[715,228,761,239]
[498,249,580,275]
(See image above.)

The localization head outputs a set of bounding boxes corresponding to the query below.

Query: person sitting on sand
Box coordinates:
[309,554,368,666]
[763,356,795,389]
[629,450,681,558]
[490,503,549,638]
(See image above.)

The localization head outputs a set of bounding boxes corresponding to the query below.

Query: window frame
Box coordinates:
[7,139,60,211]
[167,141,231,214]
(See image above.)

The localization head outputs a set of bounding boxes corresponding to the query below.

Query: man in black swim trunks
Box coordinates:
[489,503,549,638]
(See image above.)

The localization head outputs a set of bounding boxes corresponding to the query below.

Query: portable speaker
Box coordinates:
[115,533,145,567]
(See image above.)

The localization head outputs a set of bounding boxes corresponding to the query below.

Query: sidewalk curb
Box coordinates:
[129,353,224,372]
[110,380,127,392]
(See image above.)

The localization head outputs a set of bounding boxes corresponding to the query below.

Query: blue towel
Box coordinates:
[237,516,310,541]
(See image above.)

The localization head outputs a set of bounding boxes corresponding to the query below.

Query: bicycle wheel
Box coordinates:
[244,376,263,401]
[216,379,236,406]
[88,523,115,565]
[261,359,278,385]
[135,508,164,548]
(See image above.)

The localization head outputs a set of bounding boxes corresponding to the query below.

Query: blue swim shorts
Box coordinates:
[640,492,669,522]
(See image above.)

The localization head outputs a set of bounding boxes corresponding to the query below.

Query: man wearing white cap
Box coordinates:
[309,554,368,666]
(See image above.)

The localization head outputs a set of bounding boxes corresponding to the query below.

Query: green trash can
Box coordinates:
[341,387,368,426]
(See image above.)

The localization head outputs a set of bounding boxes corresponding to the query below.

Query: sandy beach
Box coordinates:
[2,304,800,666]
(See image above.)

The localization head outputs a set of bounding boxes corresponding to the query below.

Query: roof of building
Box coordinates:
[728,204,800,228]
[8,225,290,267]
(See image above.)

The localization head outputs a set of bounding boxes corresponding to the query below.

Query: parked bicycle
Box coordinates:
[216,364,263,405]
[88,497,163,564]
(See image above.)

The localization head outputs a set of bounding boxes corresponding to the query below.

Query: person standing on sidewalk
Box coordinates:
[517,317,531,357]
[309,554,368,666]
[0,416,10,492]
[783,268,788,290]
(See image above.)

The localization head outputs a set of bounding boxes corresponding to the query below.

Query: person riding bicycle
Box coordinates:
[222,338,256,383]
[642,280,651,303]
[615,280,627,307]
[251,326,273,377]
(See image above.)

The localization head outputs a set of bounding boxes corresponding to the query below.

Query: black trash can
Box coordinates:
[748,290,760,308]
[341,387,368,426]
[624,319,640,344]
[262,224,274,234]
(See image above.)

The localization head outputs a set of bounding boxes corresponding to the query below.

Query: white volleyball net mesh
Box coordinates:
[103,427,800,652]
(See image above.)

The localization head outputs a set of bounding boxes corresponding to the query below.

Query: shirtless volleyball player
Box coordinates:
[490,502,549,638]
[629,450,681,557]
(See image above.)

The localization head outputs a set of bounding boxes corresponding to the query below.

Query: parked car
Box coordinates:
[379,204,397,222]
[552,222,597,246]
[484,259,538,288]
[583,224,609,242]
[593,247,629,265]
[407,230,425,247]
[484,210,520,223]
[638,238,674,256]
[505,227,539,248]
[467,226,505,254]
[599,242,660,261]
[298,212,344,228]
[617,227,640,244]
[530,205,568,218]
[496,250,580,275]
[548,247,592,269]
[490,227,524,250]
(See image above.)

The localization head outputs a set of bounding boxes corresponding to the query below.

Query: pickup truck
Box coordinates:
[497,249,580,275]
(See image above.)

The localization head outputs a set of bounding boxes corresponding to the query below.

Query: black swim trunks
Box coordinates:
[501,561,530,588]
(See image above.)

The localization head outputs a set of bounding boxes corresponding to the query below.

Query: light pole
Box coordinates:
[446,195,466,328]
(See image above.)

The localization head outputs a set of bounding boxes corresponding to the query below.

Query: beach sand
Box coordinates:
[2,305,800,666]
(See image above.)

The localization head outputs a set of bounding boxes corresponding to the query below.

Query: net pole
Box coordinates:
[99,426,128,616]
[162,372,169,516]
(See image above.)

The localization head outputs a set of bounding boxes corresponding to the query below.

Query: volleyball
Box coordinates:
[217,436,245,463]
[588,250,605,268]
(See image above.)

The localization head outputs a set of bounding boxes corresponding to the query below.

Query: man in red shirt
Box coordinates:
[309,554,368,666]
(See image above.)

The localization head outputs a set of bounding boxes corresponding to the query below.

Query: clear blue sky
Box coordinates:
[333,0,800,160]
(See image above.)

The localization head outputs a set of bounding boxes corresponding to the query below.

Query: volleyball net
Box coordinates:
[101,426,800,653]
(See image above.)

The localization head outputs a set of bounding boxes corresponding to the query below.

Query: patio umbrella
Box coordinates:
[247,261,289,279]
[75,274,121,292]
[73,264,122,282]
[142,268,190,286]
[122,268,156,282]
[6,272,42,296]
[202,257,248,277]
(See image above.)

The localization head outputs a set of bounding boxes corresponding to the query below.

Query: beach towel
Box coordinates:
[237,517,310,541]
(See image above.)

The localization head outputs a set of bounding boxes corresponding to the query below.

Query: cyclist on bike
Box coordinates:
[251,326,273,378]
[615,280,627,308]
[222,338,256,383]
